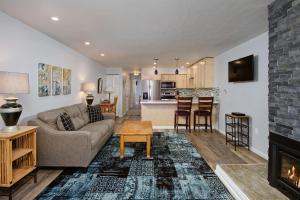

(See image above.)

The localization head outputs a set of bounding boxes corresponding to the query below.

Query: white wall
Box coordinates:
[215,32,269,159]
[0,12,106,128]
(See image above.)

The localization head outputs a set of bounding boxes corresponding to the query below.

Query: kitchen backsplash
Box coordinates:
[177,88,219,102]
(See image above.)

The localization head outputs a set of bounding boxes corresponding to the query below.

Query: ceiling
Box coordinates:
[0,0,272,69]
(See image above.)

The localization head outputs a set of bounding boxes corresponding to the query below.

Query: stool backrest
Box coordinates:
[177,96,193,112]
[198,97,214,112]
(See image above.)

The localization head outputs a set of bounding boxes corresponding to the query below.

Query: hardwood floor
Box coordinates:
[0,170,62,200]
[0,108,286,200]
[184,130,287,199]
[185,130,266,170]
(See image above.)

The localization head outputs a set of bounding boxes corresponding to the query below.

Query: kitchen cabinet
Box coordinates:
[187,57,214,88]
[160,74,168,81]
[160,74,187,89]
[161,74,176,81]
[142,74,160,80]
[175,74,187,88]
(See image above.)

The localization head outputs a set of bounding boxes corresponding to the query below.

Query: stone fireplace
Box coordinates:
[268,0,300,199]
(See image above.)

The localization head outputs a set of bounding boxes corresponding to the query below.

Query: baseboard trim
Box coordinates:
[216,129,268,160]
[249,147,268,160]
[215,164,249,200]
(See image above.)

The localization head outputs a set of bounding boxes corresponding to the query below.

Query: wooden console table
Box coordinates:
[225,114,250,151]
[100,102,114,113]
[0,126,38,200]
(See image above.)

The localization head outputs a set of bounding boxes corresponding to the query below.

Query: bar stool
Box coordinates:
[174,97,193,133]
[194,97,214,132]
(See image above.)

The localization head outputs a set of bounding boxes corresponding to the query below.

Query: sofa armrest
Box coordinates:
[28,119,92,167]
[102,112,115,120]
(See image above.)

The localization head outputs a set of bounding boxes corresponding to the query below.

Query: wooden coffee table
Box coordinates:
[118,121,152,159]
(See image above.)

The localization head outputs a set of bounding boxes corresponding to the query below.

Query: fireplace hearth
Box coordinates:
[269,132,300,199]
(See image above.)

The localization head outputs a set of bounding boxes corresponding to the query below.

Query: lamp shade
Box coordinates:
[82,82,96,93]
[0,71,29,94]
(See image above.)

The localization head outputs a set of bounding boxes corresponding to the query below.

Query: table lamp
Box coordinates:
[105,86,113,102]
[82,82,96,105]
[0,71,29,132]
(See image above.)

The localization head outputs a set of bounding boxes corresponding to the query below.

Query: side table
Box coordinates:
[225,114,250,151]
[0,126,38,200]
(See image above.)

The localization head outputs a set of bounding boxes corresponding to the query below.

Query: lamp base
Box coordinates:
[1,125,19,133]
[0,97,22,133]
[86,94,94,105]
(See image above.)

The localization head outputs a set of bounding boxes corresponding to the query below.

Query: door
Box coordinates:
[105,74,122,116]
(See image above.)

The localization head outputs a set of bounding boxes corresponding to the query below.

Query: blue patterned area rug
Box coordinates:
[36,132,233,200]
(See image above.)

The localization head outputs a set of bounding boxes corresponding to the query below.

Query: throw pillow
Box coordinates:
[87,105,104,123]
[57,112,75,131]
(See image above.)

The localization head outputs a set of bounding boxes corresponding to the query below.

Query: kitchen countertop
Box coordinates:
[140,100,219,105]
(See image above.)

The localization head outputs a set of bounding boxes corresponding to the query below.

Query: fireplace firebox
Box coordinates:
[269,132,300,199]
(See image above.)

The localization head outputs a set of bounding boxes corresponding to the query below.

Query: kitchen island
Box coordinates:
[141,99,219,129]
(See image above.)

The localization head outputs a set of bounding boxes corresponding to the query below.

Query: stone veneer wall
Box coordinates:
[268,0,300,139]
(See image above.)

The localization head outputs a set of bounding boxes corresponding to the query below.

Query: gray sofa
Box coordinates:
[28,103,115,168]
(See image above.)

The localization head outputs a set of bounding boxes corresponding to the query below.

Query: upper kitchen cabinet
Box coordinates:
[161,74,174,81]
[187,57,215,88]
[161,74,187,89]
[142,73,160,80]
[175,74,187,88]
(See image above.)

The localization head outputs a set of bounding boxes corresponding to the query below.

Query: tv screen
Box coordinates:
[228,55,254,82]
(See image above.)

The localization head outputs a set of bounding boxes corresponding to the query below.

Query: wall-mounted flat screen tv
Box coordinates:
[228,55,254,82]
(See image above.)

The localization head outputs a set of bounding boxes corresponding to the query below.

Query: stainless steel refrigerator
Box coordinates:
[141,80,160,100]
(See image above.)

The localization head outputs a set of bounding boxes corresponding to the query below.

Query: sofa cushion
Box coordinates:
[57,113,75,131]
[77,103,89,124]
[79,119,114,133]
[87,105,104,123]
[64,105,87,130]
[79,120,112,148]
[37,108,65,129]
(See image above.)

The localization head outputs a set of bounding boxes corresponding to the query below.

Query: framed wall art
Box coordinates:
[63,68,71,95]
[38,63,51,97]
[97,78,103,93]
[52,66,62,96]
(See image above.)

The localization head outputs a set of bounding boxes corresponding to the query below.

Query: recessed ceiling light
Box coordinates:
[51,16,59,21]
[153,62,157,65]
[84,41,90,46]
[100,53,105,57]
[186,62,190,65]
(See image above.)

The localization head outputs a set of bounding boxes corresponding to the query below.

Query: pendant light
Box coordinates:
[153,58,159,75]
[175,58,180,74]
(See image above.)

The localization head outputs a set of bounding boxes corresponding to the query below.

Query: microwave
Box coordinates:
[161,81,176,89]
